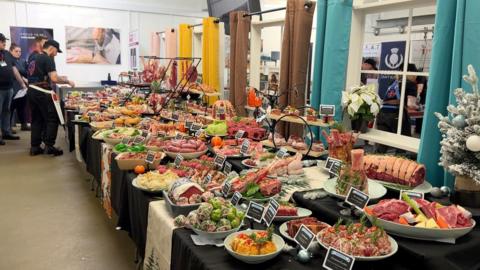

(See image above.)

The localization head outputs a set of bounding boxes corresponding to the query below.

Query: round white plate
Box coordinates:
[323,178,387,200]
[241,159,258,168]
[224,230,285,264]
[274,207,312,222]
[278,222,296,242]
[364,212,476,241]
[317,233,398,261]
[132,178,165,194]
[371,180,433,193]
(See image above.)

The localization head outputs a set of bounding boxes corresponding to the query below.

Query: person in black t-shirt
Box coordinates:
[9,43,29,131]
[0,33,27,145]
[27,40,75,156]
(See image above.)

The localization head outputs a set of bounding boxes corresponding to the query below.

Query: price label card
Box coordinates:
[133,136,146,145]
[400,190,424,200]
[325,157,341,170]
[172,113,179,121]
[217,106,225,115]
[191,122,202,131]
[185,121,193,129]
[224,161,232,174]
[121,137,130,145]
[222,181,232,197]
[175,132,183,140]
[142,130,149,137]
[294,224,316,250]
[246,201,265,223]
[157,131,166,137]
[214,154,226,168]
[276,147,288,159]
[319,104,336,116]
[204,174,212,185]
[345,187,370,211]
[195,129,205,137]
[262,199,280,227]
[235,130,245,139]
[240,140,250,156]
[174,154,184,168]
[329,160,342,177]
[256,114,266,123]
[231,191,242,206]
[323,247,355,270]
[145,151,155,164]
[112,121,116,128]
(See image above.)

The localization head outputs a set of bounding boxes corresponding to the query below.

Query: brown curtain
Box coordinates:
[278,0,316,136]
[229,11,251,116]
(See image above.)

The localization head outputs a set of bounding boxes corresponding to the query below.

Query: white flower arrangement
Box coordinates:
[341,84,382,121]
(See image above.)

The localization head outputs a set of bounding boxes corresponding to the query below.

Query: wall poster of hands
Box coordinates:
[65,26,121,64]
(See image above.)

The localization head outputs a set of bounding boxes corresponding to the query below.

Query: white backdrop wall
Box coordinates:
[0,0,204,83]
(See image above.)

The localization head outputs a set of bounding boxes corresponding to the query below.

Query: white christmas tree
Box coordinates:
[435,65,480,184]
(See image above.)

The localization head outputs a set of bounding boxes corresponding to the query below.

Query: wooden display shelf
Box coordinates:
[266,114,331,128]
[261,140,327,158]
[187,89,220,97]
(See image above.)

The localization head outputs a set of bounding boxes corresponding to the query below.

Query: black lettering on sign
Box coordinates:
[145,151,155,164]
[319,105,336,117]
[345,187,370,211]
[323,247,355,270]
[174,154,184,168]
[276,147,288,158]
[222,181,232,198]
[245,201,265,223]
[214,154,226,168]
[133,136,146,144]
[224,162,232,174]
[329,161,342,177]
[262,199,280,227]
[240,140,250,156]
[231,191,242,206]
[235,130,245,139]
[294,224,315,250]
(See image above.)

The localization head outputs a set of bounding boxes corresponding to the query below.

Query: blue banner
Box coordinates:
[9,27,54,62]
[378,41,406,98]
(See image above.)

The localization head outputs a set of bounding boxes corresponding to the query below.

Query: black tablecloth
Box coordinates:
[170,228,409,270]
[292,191,480,270]
[79,126,102,183]
[66,110,78,152]
[109,154,161,258]
[110,152,130,231]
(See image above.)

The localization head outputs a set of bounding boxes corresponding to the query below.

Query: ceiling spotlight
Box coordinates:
[399,25,405,34]
[373,28,380,36]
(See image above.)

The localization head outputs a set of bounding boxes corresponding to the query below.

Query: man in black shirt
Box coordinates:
[0,33,27,145]
[27,40,75,156]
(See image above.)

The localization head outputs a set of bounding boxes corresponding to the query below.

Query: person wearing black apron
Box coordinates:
[27,40,74,156]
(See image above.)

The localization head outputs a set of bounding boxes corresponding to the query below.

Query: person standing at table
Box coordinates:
[9,43,29,131]
[28,36,48,63]
[27,40,75,156]
[0,33,27,145]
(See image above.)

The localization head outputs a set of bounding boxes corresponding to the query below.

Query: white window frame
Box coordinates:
[346,0,436,153]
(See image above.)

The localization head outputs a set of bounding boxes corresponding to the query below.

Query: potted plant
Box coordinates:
[341,84,381,132]
[435,65,480,208]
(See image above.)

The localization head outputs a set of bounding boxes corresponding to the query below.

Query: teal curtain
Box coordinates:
[418,0,480,187]
[311,0,353,125]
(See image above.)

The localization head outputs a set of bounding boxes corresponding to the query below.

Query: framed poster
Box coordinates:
[65,26,121,64]
[9,26,54,62]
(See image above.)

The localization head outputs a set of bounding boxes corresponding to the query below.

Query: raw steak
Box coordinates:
[259,178,282,197]
[371,199,410,221]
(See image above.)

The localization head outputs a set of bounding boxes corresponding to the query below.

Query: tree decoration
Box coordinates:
[435,65,480,183]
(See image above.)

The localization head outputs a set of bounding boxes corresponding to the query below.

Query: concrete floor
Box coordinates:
[0,128,136,270]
